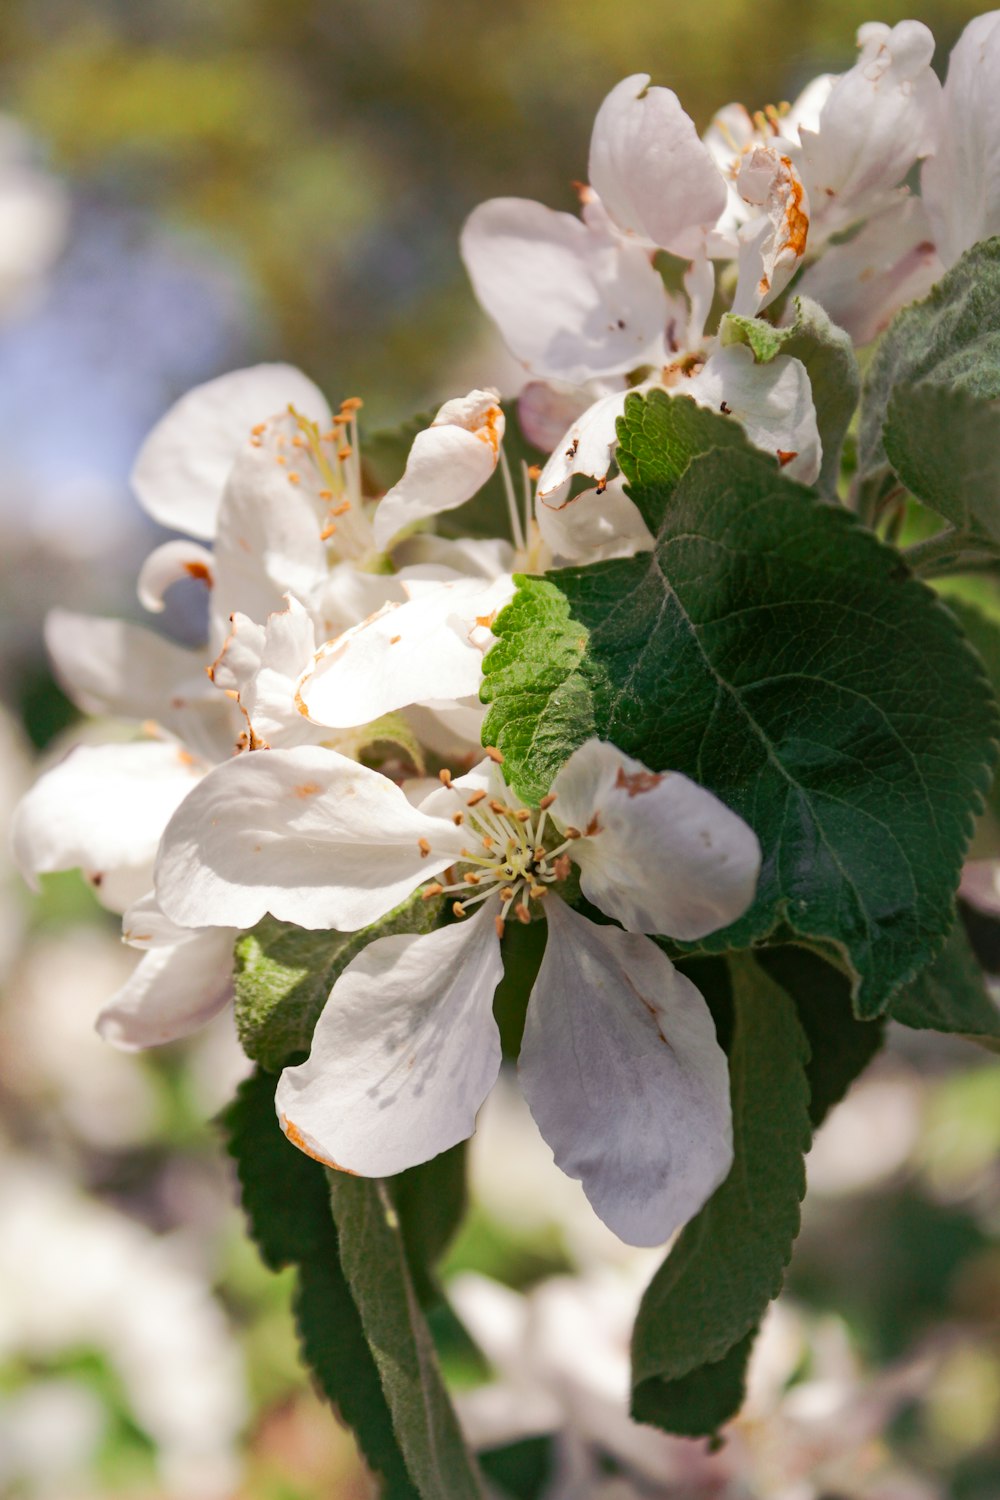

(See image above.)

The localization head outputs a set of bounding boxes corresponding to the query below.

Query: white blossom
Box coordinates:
[149,738,757,1242]
[921,9,1000,268]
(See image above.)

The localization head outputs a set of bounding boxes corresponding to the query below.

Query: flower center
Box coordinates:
[422,764,578,938]
[277,399,378,562]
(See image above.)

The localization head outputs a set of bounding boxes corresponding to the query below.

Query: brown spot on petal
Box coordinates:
[777,450,798,467]
[293,782,322,798]
[780,156,809,258]
[615,766,664,798]
[282,1117,358,1173]
[184,560,212,584]
[585,813,602,837]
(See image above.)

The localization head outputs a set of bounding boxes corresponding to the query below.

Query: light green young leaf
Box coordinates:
[328,1173,485,1500]
[860,237,1000,487]
[631,954,811,1436]
[723,295,860,493]
[484,406,1000,1017]
[234,891,443,1070]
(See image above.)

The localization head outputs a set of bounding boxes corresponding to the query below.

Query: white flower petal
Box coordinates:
[519,899,732,1245]
[683,254,715,348]
[798,195,942,346]
[44,609,237,764]
[11,741,204,913]
[392,533,515,582]
[517,380,592,454]
[461,197,669,384]
[136,541,215,614]
[798,20,941,245]
[372,391,505,551]
[131,363,330,540]
[685,345,822,485]
[535,388,631,501]
[211,419,331,631]
[154,745,465,932]
[121,890,192,949]
[300,576,514,729]
[550,739,760,940]
[732,145,810,316]
[96,928,236,1050]
[212,599,319,749]
[275,902,504,1175]
[404,700,488,760]
[310,562,410,640]
[536,475,653,564]
[589,74,727,256]
[922,10,1000,268]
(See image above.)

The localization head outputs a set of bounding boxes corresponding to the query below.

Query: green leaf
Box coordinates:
[757,946,885,1128]
[614,389,750,531]
[631,954,811,1436]
[890,917,1000,1044]
[481,577,595,806]
[944,597,1000,823]
[234,892,443,1070]
[393,1145,468,1307]
[632,1328,757,1438]
[484,415,1000,1017]
[884,382,1000,544]
[221,1069,419,1498]
[328,1173,485,1499]
[723,296,860,493]
[860,238,1000,486]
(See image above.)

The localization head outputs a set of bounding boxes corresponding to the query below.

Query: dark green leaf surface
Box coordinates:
[944,597,1000,822]
[860,238,1000,484]
[484,408,999,1016]
[394,1145,468,1307]
[234,892,443,1070]
[884,383,1000,543]
[631,955,811,1435]
[723,296,860,493]
[633,1328,757,1438]
[891,917,1000,1044]
[222,1070,419,1498]
[329,1174,485,1499]
[757,946,885,1127]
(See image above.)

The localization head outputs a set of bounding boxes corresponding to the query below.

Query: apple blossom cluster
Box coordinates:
[12,12,1000,1246]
